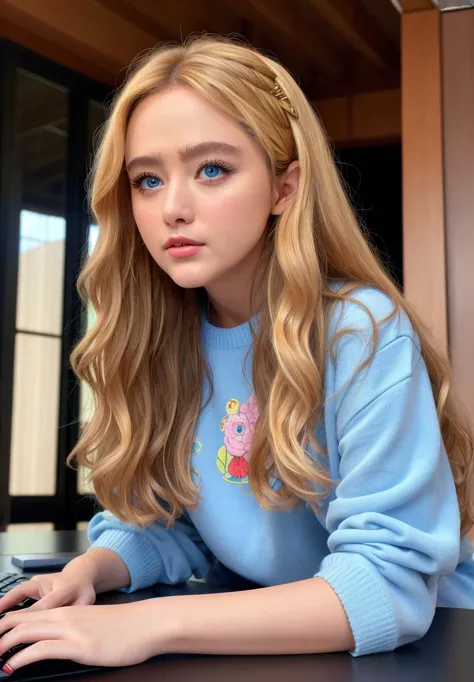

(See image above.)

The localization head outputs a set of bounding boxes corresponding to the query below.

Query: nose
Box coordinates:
[162,180,195,226]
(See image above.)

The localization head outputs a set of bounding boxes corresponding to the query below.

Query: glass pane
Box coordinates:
[77,224,99,495]
[78,100,105,496]
[17,210,66,335]
[9,334,62,495]
[9,71,68,497]
[15,70,67,336]
[88,100,106,153]
[7,523,55,532]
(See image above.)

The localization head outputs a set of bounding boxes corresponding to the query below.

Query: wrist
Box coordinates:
[150,596,186,655]
[62,553,99,587]
[64,547,131,592]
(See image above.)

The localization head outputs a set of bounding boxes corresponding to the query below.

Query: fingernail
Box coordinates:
[2,664,13,674]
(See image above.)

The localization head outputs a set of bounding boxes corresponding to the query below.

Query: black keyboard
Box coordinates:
[0,573,100,680]
[0,573,34,610]
[0,573,29,592]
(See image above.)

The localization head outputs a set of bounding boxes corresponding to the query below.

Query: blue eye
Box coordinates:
[139,176,161,190]
[200,164,224,180]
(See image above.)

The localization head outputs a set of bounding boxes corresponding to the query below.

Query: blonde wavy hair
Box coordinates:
[68,36,474,537]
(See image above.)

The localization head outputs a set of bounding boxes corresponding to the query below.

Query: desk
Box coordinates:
[1,531,473,681]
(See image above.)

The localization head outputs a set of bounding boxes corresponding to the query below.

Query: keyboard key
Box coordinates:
[0,584,17,594]
[0,577,19,590]
[0,573,30,595]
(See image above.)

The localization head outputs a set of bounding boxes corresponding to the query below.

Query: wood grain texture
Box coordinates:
[0,0,401,100]
[442,9,474,424]
[316,89,401,146]
[401,9,447,347]
[399,0,438,11]
[308,0,399,71]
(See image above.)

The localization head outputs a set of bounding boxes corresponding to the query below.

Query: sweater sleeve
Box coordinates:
[87,509,215,592]
[315,332,461,657]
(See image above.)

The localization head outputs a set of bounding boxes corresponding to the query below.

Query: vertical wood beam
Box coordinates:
[442,9,474,424]
[401,8,447,347]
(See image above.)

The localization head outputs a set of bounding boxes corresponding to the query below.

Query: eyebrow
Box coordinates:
[125,141,242,173]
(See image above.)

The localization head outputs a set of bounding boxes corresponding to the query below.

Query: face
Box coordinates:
[125,85,276,293]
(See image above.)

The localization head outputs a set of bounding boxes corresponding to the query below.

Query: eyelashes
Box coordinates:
[196,159,233,182]
[130,159,235,194]
[131,174,161,192]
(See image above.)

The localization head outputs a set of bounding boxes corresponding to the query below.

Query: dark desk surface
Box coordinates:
[1,531,473,682]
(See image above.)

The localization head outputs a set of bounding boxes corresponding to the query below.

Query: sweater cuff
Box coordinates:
[315,552,398,656]
[88,529,163,593]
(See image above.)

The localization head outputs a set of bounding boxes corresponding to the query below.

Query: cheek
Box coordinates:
[206,176,273,238]
[132,198,159,243]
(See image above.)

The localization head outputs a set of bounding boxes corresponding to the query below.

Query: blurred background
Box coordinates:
[0,0,472,534]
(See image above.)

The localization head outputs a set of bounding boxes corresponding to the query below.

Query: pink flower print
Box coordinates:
[224,412,255,460]
[240,394,259,428]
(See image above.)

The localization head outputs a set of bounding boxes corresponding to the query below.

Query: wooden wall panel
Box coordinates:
[317,89,401,146]
[401,9,447,347]
[442,9,474,424]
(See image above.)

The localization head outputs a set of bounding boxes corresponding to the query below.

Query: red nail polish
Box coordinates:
[2,663,13,674]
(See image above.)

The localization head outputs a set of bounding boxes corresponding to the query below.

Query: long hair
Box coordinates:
[68,36,474,537]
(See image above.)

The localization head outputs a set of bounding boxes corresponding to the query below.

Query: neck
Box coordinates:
[207,296,258,328]
[205,240,267,328]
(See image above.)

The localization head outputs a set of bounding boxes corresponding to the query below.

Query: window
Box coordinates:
[0,38,111,530]
[9,72,68,497]
[78,222,99,496]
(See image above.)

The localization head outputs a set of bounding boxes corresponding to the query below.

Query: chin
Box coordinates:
[164,268,213,290]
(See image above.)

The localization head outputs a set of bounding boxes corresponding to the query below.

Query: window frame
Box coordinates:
[0,37,111,530]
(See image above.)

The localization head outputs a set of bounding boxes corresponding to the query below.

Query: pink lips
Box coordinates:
[166,244,203,258]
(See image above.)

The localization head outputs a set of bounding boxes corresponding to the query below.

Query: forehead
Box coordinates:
[125,85,251,159]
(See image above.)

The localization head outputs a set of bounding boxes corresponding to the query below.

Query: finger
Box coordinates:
[0,621,65,658]
[25,589,72,613]
[73,591,96,606]
[0,582,40,613]
[4,640,76,674]
[0,608,55,637]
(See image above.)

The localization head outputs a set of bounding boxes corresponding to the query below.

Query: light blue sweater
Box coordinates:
[87,285,474,656]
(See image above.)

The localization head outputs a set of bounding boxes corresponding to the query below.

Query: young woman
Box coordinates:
[1,36,474,675]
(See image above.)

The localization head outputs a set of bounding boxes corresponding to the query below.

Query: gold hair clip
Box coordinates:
[271,78,298,119]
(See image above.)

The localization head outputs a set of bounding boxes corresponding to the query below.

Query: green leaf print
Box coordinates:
[216,446,229,475]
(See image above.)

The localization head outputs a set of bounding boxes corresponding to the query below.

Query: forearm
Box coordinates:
[62,548,131,593]
[160,577,355,656]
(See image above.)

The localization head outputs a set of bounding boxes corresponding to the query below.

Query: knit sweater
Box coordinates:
[88,284,474,656]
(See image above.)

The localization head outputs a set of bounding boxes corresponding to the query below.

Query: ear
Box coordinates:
[271,161,300,216]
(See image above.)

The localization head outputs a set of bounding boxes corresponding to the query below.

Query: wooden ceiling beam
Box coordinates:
[98,0,239,40]
[99,0,238,40]
[1,0,157,85]
[96,0,175,41]
[0,15,122,85]
[227,0,346,79]
[397,1,439,11]
[184,0,243,35]
[309,0,400,71]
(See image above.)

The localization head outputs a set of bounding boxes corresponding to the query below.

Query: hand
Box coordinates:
[0,601,168,673]
[0,572,96,614]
